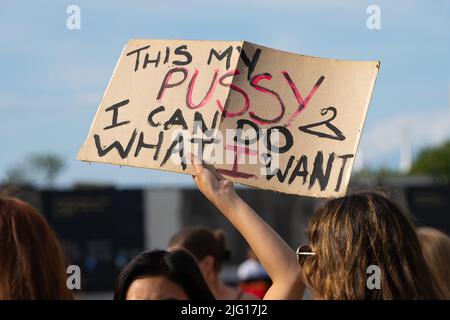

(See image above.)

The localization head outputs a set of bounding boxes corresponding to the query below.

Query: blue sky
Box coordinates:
[1,0,449,187]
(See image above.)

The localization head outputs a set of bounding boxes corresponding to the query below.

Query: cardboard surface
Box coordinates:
[78,39,379,197]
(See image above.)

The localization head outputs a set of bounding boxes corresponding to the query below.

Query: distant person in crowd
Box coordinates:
[418,227,450,299]
[114,250,215,300]
[0,196,73,299]
[190,156,445,299]
[169,226,259,300]
[237,249,271,299]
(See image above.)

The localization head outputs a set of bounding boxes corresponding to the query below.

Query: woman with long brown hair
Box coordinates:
[301,194,443,299]
[190,156,444,299]
[0,196,72,299]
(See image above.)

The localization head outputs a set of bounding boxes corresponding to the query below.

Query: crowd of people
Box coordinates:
[0,158,449,300]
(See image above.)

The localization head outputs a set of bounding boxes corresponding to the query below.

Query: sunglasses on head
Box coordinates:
[296,244,316,267]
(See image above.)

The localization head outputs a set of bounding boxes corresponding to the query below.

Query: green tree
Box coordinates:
[4,164,32,186]
[410,140,450,180]
[28,153,66,187]
[2,153,66,187]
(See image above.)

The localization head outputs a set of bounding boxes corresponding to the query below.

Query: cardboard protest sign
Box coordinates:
[77,39,379,198]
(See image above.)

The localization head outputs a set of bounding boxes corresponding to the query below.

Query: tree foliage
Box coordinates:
[2,153,66,187]
[28,153,65,186]
[410,140,450,180]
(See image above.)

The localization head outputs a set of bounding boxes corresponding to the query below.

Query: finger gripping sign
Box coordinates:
[77,39,380,198]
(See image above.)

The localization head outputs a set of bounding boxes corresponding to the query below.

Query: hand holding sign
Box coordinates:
[190,154,236,207]
[77,39,379,197]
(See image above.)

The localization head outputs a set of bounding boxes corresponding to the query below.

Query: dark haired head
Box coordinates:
[169,226,230,272]
[114,250,215,300]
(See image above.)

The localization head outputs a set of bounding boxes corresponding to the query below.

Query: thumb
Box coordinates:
[189,153,203,175]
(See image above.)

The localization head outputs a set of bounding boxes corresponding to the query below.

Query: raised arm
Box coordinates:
[190,157,304,300]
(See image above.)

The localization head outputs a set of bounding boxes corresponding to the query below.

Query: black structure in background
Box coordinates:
[41,189,144,292]
[406,185,450,235]
[28,184,450,292]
